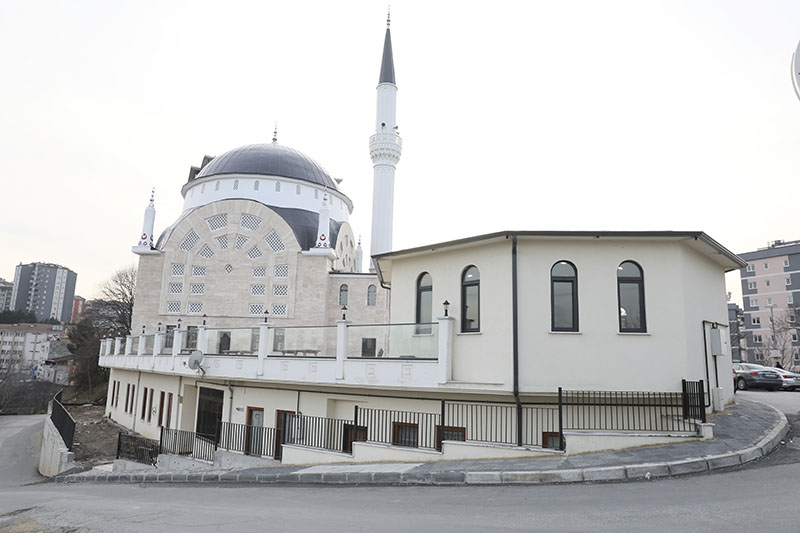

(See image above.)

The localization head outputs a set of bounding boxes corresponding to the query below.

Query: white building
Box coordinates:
[100,19,741,464]
[0,323,68,375]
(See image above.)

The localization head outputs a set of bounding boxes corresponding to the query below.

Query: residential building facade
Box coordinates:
[71,296,86,324]
[728,303,744,363]
[0,323,69,375]
[0,278,12,312]
[10,263,77,323]
[739,239,800,368]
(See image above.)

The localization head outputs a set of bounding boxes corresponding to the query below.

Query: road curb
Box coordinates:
[55,400,790,487]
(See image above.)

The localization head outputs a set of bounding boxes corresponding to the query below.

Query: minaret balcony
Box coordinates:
[369,133,402,163]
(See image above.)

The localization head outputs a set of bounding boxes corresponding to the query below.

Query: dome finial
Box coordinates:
[387,6,391,28]
[272,123,278,144]
[149,187,155,206]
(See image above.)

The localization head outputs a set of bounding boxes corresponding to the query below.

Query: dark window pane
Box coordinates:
[553,281,574,330]
[618,261,642,278]
[551,262,575,277]
[419,273,432,288]
[419,289,432,323]
[463,266,479,282]
[394,424,418,447]
[463,285,480,331]
[619,282,642,330]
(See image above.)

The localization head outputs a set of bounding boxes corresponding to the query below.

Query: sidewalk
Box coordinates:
[56,398,789,486]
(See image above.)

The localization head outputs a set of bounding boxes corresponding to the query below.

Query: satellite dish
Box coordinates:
[792,41,800,102]
[187,350,205,375]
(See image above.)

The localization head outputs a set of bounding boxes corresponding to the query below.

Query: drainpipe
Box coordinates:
[227,381,234,423]
[511,234,522,446]
[132,371,142,432]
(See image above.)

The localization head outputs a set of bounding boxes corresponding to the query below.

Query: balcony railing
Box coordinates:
[205,328,259,356]
[346,323,438,359]
[271,326,336,357]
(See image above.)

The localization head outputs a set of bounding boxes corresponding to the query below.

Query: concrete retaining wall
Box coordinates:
[38,417,75,477]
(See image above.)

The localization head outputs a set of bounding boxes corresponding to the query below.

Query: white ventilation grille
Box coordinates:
[265,231,286,252]
[252,266,267,278]
[168,283,183,294]
[179,230,200,251]
[198,244,214,259]
[235,234,249,250]
[251,285,266,296]
[167,301,181,314]
[240,214,262,231]
[225,264,233,274]
[171,264,185,277]
[188,302,203,314]
[205,214,227,231]
[192,265,206,277]
[273,284,288,297]
[233,179,239,191]
[274,264,289,278]
[249,304,264,316]
[254,180,260,191]
[216,235,228,249]
[190,283,204,295]
[247,246,262,259]
[271,304,287,316]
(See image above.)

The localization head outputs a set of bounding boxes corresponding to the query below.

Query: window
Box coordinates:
[392,422,418,448]
[158,391,165,427]
[764,262,769,270]
[188,302,203,314]
[785,259,790,267]
[165,393,173,428]
[296,184,301,195]
[750,298,758,308]
[617,261,646,332]
[190,283,204,295]
[251,284,266,296]
[272,304,287,316]
[167,301,181,314]
[790,315,796,324]
[551,261,578,332]
[273,284,288,296]
[171,264,185,277]
[233,179,239,191]
[265,231,286,252]
[765,280,771,288]
[205,214,227,231]
[767,297,773,306]
[275,264,289,278]
[254,180,260,191]
[339,284,349,306]
[461,266,480,332]
[367,285,377,306]
[192,265,206,277]
[753,334,763,343]
[240,214,262,231]
[788,295,794,305]
[416,273,433,334]
[148,389,154,423]
[252,266,267,278]
[748,281,756,290]
[275,181,281,192]
[792,333,798,342]
[249,304,264,316]
[169,283,183,294]
[752,316,761,325]
[746,264,755,272]
[186,326,198,350]
[787,277,792,287]
[215,181,220,191]
[141,387,148,421]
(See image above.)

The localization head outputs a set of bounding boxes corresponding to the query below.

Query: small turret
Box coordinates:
[304,192,337,259]
[132,189,159,255]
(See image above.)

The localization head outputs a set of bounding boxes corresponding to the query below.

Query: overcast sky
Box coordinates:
[1,0,799,303]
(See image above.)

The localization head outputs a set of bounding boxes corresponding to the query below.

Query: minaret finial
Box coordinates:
[149,187,155,205]
[272,123,278,144]
[387,6,391,28]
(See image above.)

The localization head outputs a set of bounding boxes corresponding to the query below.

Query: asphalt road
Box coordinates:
[0,392,797,533]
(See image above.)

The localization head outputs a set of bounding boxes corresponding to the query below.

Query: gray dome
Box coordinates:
[194,143,337,189]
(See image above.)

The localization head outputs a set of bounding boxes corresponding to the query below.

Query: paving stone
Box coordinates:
[202,473,221,482]
[298,472,324,483]
[143,473,160,482]
[276,472,300,483]
[667,458,708,476]
[429,471,465,484]
[345,472,373,484]
[171,474,188,482]
[373,472,402,484]
[157,473,173,482]
[186,473,204,482]
[738,446,763,463]
[219,472,239,482]
[582,466,627,482]
[502,470,583,484]
[624,463,670,479]
[707,453,741,470]
[256,473,279,483]
[321,472,348,483]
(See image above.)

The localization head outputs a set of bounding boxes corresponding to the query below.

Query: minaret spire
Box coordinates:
[369,13,402,261]
[133,188,158,255]
[272,123,278,144]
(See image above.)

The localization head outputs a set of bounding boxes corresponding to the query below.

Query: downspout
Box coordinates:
[511,234,522,446]
[176,376,182,430]
[132,371,142,432]
[227,381,234,423]
[701,320,726,407]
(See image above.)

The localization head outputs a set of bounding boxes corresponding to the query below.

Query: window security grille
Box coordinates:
[249,304,264,316]
[167,302,181,313]
[251,285,266,296]
[265,231,286,252]
[168,283,183,294]
[240,214,262,231]
[252,266,267,278]
[179,230,200,250]
[225,264,233,274]
[192,265,206,277]
[216,235,228,249]
[205,214,227,231]
[188,302,203,314]
[274,264,289,278]
[273,284,288,296]
[235,234,249,250]
[190,283,204,295]
[271,304,287,316]
[171,264,185,276]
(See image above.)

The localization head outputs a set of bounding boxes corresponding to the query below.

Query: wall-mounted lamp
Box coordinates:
[157,322,162,332]
[341,305,348,320]
[443,300,450,317]
[141,325,146,335]
[177,318,182,330]
[202,313,207,326]
[264,310,269,324]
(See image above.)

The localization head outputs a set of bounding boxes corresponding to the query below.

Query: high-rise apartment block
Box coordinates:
[0,278,12,312]
[10,263,77,323]
[739,240,800,368]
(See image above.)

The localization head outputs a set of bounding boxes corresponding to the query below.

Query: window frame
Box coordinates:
[617,261,647,333]
[460,266,480,333]
[415,272,433,334]
[367,284,377,306]
[550,261,578,332]
[339,284,349,306]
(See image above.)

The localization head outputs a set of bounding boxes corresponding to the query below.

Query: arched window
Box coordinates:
[461,266,480,332]
[551,261,578,332]
[339,284,348,306]
[275,181,281,192]
[296,184,301,195]
[416,273,433,334]
[233,179,239,190]
[367,284,377,306]
[254,180,260,191]
[618,261,646,332]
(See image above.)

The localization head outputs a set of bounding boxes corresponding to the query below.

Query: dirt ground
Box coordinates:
[66,405,120,465]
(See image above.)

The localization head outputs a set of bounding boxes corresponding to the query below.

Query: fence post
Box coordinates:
[257,322,270,377]
[438,399,446,451]
[116,432,122,459]
[698,380,707,423]
[437,315,455,384]
[159,425,164,455]
[171,329,183,370]
[681,379,688,420]
[558,387,565,451]
[335,319,350,380]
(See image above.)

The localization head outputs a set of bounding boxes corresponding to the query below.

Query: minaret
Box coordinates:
[369,11,402,260]
[132,189,159,255]
[356,236,363,273]
[304,192,337,259]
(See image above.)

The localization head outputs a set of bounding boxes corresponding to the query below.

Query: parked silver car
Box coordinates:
[732,364,783,391]
[769,367,800,391]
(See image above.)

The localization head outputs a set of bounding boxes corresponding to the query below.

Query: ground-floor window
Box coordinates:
[392,422,418,447]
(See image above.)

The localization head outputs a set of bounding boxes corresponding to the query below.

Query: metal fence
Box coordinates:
[681,379,706,423]
[356,407,441,450]
[159,427,216,462]
[50,394,75,450]
[284,414,352,453]
[560,388,696,433]
[117,433,159,466]
[217,421,278,459]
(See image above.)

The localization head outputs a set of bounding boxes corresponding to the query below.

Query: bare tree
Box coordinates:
[96,265,137,336]
[767,307,798,369]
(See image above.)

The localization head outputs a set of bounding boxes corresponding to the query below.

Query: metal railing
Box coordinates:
[284,414,352,453]
[51,392,75,450]
[356,406,441,450]
[217,421,278,459]
[681,379,706,423]
[117,433,159,466]
[159,427,216,462]
[560,389,695,433]
[347,323,438,359]
[205,328,259,356]
[271,326,337,357]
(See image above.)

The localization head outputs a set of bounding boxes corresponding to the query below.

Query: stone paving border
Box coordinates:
[55,402,789,487]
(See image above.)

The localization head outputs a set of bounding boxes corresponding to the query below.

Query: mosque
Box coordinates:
[101,18,742,464]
